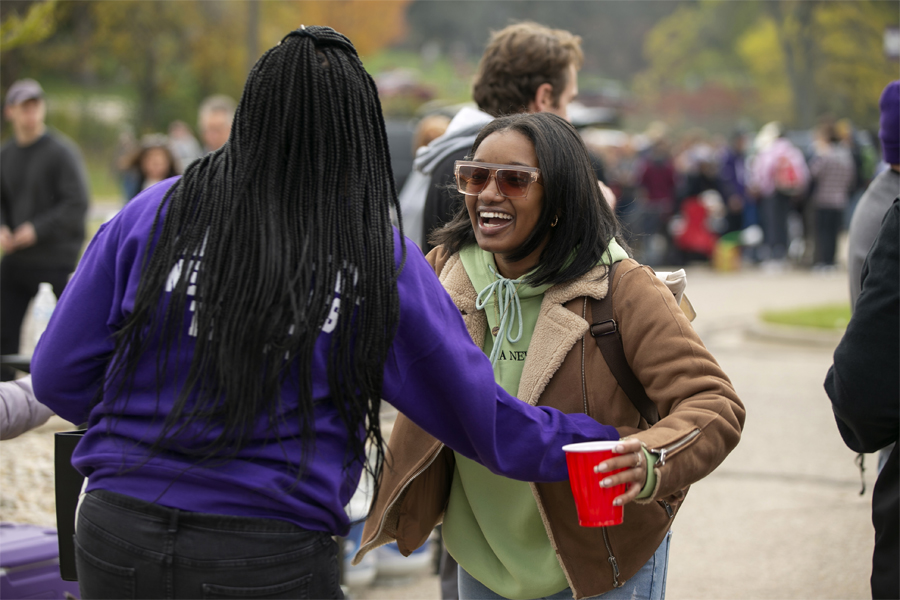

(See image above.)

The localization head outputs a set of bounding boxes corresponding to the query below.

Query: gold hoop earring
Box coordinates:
[550,215,558,228]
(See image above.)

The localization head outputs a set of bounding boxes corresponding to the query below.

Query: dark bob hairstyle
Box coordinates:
[429,112,629,286]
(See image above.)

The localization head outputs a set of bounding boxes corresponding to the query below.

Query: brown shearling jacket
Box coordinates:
[355,249,745,599]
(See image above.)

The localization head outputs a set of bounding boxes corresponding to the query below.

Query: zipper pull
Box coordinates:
[608,555,622,587]
[652,447,668,466]
[855,453,866,496]
[649,429,701,467]
[660,500,674,518]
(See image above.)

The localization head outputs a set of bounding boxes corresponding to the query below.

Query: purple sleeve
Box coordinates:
[31,183,170,426]
[31,221,130,425]
[382,233,618,483]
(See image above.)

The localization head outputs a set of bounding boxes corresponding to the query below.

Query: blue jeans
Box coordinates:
[75,490,343,599]
[458,530,671,600]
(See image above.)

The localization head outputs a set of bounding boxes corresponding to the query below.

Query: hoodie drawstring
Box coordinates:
[475,265,524,366]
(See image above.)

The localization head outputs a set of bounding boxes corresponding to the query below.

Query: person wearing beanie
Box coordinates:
[0,78,89,380]
[879,81,900,167]
[848,80,899,308]
[843,80,899,600]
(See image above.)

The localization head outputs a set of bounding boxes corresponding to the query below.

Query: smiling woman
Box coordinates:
[432,113,623,288]
[359,112,745,600]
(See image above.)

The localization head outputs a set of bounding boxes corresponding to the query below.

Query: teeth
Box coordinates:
[480,212,512,220]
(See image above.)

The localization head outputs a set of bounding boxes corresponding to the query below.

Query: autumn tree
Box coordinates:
[83,1,410,130]
[0,0,57,52]
[635,0,897,130]
[258,1,411,59]
[89,1,247,131]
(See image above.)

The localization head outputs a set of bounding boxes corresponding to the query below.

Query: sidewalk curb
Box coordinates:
[745,321,844,349]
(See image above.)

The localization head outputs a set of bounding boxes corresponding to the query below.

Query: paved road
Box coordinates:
[352,266,878,600]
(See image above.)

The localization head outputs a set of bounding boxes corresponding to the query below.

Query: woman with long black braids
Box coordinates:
[31,27,618,599]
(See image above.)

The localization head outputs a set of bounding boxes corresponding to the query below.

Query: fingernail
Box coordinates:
[594,463,608,473]
[600,479,611,487]
[614,444,625,453]
[613,498,622,506]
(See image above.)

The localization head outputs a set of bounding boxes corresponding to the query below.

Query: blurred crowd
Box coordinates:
[104,88,884,277]
[583,117,881,271]
[111,94,237,203]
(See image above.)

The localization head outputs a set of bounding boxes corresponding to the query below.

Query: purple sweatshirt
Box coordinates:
[31,178,617,535]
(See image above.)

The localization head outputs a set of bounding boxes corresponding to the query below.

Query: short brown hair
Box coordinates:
[472,22,583,118]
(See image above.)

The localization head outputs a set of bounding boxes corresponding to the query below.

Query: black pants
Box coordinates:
[814,208,844,266]
[0,258,71,380]
[75,490,343,599]
[762,192,791,260]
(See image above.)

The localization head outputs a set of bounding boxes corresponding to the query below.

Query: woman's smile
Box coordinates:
[477,209,514,231]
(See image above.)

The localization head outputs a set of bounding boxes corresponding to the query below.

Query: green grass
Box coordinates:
[760,303,852,330]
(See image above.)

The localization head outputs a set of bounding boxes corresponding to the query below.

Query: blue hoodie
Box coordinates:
[31,178,617,535]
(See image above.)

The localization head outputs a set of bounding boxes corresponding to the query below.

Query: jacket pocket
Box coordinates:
[658,485,688,519]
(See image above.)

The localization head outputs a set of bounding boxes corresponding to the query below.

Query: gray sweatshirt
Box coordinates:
[847,168,900,309]
[0,376,54,440]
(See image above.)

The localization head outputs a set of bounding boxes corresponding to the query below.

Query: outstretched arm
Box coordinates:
[383,236,618,483]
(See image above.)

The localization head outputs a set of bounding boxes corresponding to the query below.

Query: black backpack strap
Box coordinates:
[589,262,660,426]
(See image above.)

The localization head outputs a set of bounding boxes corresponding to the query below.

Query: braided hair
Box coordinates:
[106,26,403,487]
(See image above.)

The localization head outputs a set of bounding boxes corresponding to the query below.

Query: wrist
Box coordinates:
[636,448,659,499]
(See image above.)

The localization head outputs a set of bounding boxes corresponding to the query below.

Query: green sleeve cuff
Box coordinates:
[636,448,659,499]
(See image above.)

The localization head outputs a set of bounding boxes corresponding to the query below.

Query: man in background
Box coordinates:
[399,22,583,251]
[197,94,237,154]
[0,79,89,380]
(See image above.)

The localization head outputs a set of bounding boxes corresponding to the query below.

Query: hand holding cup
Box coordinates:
[592,438,647,507]
[564,438,647,527]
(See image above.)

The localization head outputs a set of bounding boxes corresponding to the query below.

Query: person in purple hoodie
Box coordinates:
[29,27,621,599]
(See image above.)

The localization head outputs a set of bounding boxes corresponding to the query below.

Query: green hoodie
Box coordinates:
[443,240,634,599]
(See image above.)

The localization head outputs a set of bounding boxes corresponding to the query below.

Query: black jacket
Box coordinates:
[825,198,899,600]
[0,131,89,270]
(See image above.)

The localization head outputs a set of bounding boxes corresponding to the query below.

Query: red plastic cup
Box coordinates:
[563,441,627,527]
